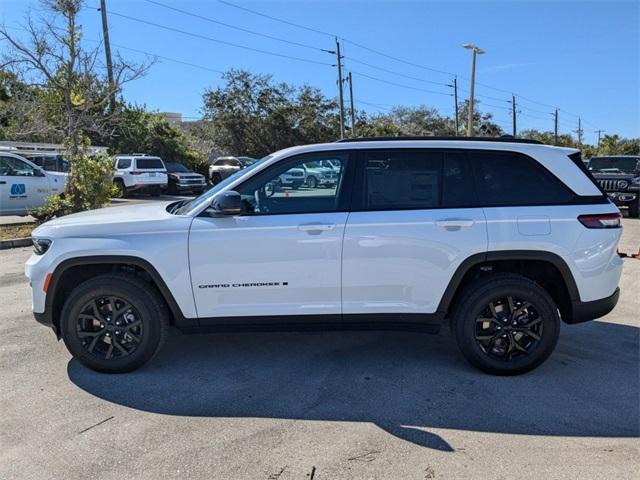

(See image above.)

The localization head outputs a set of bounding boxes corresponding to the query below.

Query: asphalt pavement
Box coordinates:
[0,219,638,480]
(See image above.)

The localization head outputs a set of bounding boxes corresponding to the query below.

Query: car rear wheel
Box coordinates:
[451,273,560,375]
[60,274,169,373]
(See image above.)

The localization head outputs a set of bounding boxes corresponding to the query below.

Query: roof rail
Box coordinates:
[335,135,544,145]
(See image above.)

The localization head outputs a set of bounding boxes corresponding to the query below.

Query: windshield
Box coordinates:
[589,157,639,173]
[166,162,190,173]
[174,157,269,215]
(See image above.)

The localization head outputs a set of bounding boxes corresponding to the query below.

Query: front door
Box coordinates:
[189,151,352,322]
[0,155,50,215]
[342,149,488,318]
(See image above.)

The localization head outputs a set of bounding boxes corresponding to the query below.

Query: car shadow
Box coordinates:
[68,320,639,451]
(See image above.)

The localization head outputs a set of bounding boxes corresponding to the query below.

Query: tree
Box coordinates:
[358,106,456,137]
[199,69,340,158]
[0,0,149,216]
[107,105,207,174]
[457,100,503,136]
[597,134,640,156]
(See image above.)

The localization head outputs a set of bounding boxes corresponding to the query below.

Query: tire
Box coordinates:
[306,176,318,189]
[60,274,169,373]
[211,173,222,185]
[150,186,161,197]
[167,182,177,195]
[628,199,639,218]
[113,179,126,198]
[451,273,560,375]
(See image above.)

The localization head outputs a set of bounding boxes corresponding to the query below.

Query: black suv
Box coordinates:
[589,156,640,217]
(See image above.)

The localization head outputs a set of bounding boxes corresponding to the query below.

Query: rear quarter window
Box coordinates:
[135,158,164,169]
[470,151,574,206]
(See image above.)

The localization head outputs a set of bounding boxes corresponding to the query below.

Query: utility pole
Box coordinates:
[99,0,116,112]
[463,44,485,137]
[576,117,583,147]
[347,72,356,137]
[595,129,605,153]
[453,76,459,136]
[511,94,517,137]
[554,109,558,145]
[335,38,346,139]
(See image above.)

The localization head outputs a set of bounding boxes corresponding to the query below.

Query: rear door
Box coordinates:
[133,157,167,185]
[342,149,488,318]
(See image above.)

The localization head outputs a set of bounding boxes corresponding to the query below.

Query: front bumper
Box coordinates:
[175,183,206,191]
[568,287,620,324]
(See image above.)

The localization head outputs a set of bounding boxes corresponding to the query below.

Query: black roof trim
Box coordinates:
[335,136,544,145]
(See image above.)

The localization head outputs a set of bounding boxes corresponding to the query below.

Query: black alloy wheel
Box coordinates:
[75,296,143,361]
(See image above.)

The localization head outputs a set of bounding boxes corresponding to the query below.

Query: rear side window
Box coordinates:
[116,158,131,169]
[135,158,164,169]
[363,150,441,209]
[471,151,574,206]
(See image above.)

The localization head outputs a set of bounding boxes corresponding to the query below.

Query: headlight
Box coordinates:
[617,180,629,189]
[32,238,52,255]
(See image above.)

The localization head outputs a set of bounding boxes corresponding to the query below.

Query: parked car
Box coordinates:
[588,155,640,217]
[208,156,243,184]
[165,162,207,195]
[301,160,339,188]
[113,154,168,197]
[27,137,622,375]
[0,152,67,216]
[18,151,69,173]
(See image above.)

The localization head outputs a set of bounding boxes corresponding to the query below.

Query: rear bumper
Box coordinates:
[568,287,620,324]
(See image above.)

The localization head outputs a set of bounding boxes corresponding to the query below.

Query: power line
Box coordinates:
[104,9,333,67]
[143,0,326,52]
[351,70,452,96]
[110,42,225,74]
[345,56,450,87]
[215,0,334,38]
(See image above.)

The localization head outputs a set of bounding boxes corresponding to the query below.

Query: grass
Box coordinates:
[0,223,34,240]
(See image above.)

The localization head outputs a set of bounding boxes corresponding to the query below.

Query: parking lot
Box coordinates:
[0,217,638,480]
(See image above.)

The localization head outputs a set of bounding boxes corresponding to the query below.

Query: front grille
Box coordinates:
[598,179,626,191]
[288,171,304,177]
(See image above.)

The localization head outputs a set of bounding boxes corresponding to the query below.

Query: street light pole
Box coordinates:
[463,44,485,137]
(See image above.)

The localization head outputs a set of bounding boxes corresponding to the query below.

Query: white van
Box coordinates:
[0,152,67,216]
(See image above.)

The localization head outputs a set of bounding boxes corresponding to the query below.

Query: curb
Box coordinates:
[0,238,32,250]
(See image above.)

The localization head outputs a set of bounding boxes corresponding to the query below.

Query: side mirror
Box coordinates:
[210,190,242,215]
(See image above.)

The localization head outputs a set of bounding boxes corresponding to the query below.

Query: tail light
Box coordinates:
[578,213,622,229]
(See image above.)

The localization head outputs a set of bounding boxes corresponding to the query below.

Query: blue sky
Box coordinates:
[2,0,638,144]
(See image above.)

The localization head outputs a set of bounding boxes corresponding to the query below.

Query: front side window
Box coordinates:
[236,153,348,215]
[0,156,37,177]
[471,151,574,206]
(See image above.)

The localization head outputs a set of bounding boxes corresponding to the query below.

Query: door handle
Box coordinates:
[0,181,6,185]
[297,223,336,233]
[436,219,474,229]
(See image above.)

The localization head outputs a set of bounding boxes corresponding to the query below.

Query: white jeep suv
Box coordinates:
[25,138,623,375]
[113,154,168,197]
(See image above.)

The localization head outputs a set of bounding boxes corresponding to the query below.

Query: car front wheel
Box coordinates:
[451,273,560,375]
[628,199,639,218]
[60,274,169,373]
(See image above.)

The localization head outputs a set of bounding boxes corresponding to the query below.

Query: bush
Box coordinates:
[32,150,116,222]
